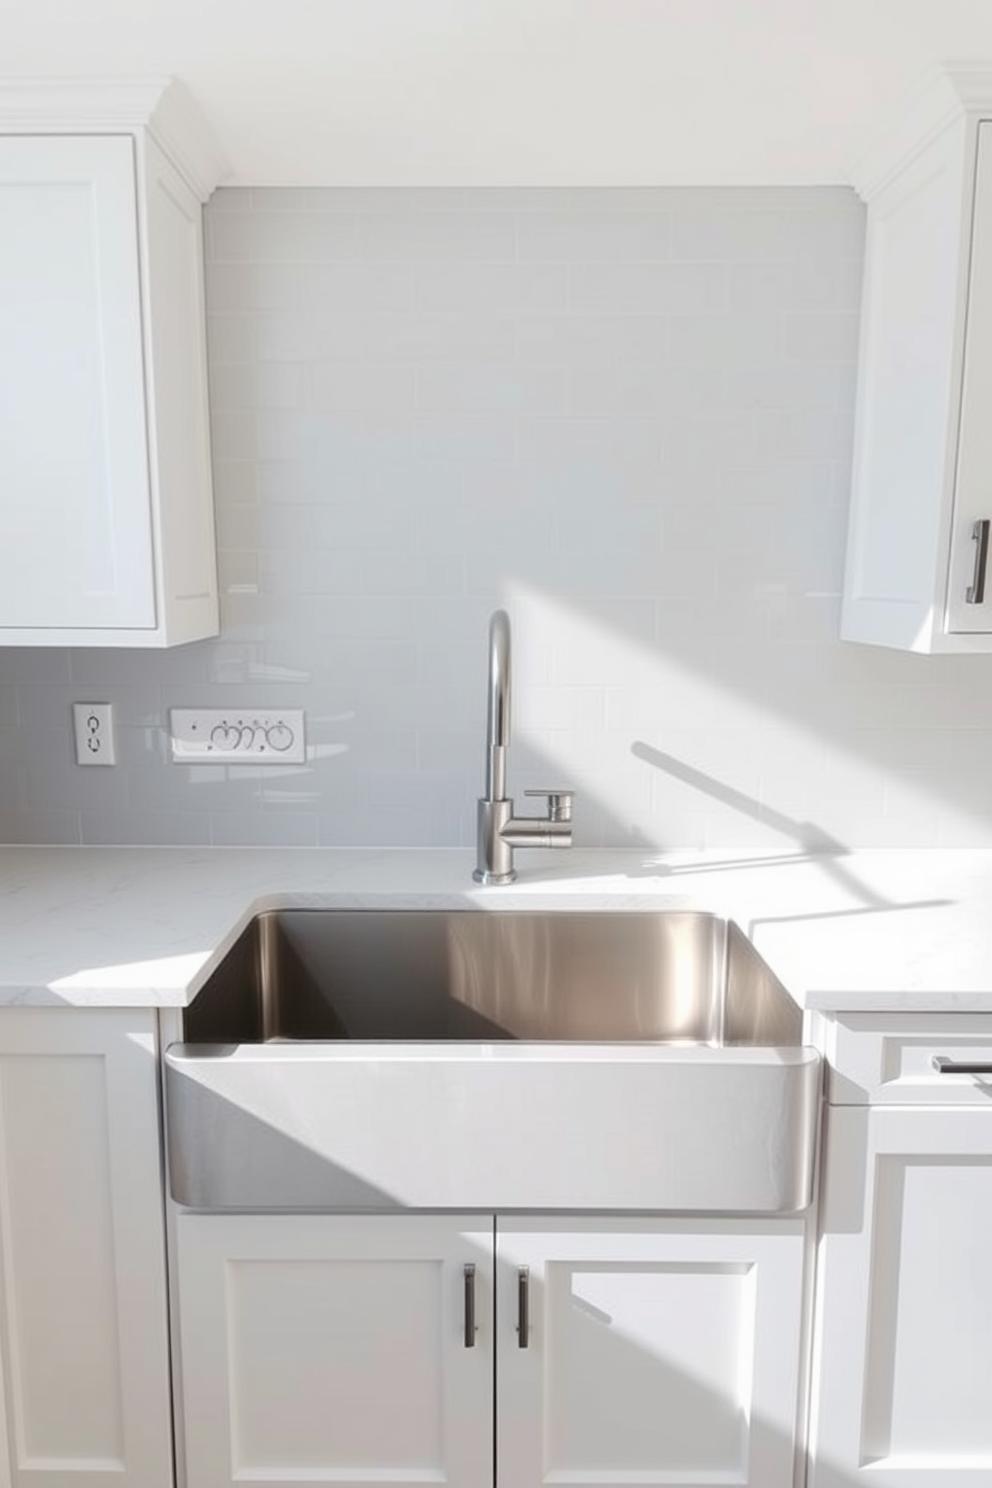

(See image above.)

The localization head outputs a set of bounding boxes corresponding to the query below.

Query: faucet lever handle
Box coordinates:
[524,788,575,823]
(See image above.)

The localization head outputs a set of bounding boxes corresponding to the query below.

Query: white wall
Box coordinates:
[4,1,990,186]
[3,185,992,851]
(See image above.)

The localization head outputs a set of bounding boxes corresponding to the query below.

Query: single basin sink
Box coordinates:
[181,908,803,1046]
[165,910,821,1214]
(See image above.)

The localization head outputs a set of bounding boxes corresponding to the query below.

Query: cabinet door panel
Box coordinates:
[946,121,992,634]
[496,1219,805,1488]
[176,1214,493,1488]
[0,136,155,631]
[840,125,966,650]
[139,137,218,641]
[810,1106,992,1486]
[0,1011,172,1488]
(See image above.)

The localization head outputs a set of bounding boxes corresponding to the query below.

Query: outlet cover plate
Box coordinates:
[170,708,306,765]
[73,702,115,766]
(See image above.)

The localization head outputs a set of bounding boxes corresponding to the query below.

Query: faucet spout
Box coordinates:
[484,609,511,802]
[473,609,575,885]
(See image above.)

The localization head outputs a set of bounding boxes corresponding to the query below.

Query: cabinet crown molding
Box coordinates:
[850,62,992,202]
[0,76,229,200]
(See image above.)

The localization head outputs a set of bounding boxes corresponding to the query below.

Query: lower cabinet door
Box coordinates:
[495,1217,807,1488]
[0,1009,173,1488]
[175,1214,494,1488]
[809,1105,992,1488]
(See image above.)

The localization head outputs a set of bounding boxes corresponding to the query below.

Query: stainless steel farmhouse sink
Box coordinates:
[165,910,821,1214]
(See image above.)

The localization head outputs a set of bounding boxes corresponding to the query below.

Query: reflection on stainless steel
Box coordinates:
[182,909,802,1047]
[473,609,574,885]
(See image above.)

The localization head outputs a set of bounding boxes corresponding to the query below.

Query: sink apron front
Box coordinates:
[165,1042,821,1213]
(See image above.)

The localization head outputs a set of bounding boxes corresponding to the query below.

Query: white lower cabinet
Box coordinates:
[174,1213,808,1488]
[0,1010,173,1488]
[809,1097,992,1484]
[176,1215,493,1488]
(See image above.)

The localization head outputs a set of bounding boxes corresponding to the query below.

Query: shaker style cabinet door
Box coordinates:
[0,136,156,632]
[495,1218,807,1488]
[842,83,992,652]
[0,97,220,648]
[0,1010,173,1488]
[175,1214,494,1488]
[942,120,992,636]
[809,1105,992,1487]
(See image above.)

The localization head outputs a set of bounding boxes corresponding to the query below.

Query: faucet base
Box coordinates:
[474,797,516,883]
[474,795,573,884]
[472,867,517,886]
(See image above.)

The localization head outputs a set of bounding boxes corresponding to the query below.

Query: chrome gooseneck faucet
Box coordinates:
[473,610,574,885]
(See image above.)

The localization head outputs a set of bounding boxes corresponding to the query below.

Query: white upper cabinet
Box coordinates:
[0,81,227,646]
[843,69,992,652]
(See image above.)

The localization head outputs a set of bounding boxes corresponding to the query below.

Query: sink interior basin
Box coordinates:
[183,909,802,1047]
[167,908,820,1216]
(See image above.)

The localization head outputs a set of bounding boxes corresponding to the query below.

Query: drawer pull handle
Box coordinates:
[932,1055,992,1075]
[517,1267,530,1349]
[464,1264,476,1348]
[967,519,990,604]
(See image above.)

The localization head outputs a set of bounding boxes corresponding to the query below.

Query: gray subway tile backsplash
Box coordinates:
[7,186,992,850]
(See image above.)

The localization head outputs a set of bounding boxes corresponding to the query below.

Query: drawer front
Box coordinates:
[824,1013,992,1105]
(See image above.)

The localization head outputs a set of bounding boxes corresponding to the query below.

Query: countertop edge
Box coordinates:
[3,845,992,1014]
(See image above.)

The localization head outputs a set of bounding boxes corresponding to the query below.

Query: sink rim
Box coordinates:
[169,1040,820,1063]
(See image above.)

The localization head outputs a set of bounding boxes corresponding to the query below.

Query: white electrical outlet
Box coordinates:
[73,703,116,766]
[169,708,306,765]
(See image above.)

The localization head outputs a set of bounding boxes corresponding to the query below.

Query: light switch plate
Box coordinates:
[169,708,306,765]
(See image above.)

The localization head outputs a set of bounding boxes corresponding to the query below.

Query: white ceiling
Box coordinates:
[4,0,992,186]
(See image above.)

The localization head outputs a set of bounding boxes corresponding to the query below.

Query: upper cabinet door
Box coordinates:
[944,121,992,634]
[842,72,992,653]
[0,135,156,632]
[0,79,224,647]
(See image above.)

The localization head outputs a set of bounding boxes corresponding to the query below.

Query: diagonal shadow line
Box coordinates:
[631,740,844,848]
[630,741,897,910]
[748,901,953,935]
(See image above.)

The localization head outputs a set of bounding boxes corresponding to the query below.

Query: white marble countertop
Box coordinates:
[0,844,990,1013]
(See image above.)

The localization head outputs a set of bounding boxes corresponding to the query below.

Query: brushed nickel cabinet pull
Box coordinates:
[464,1264,476,1348]
[517,1266,530,1349]
[932,1055,992,1075]
[966,519,990,604]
